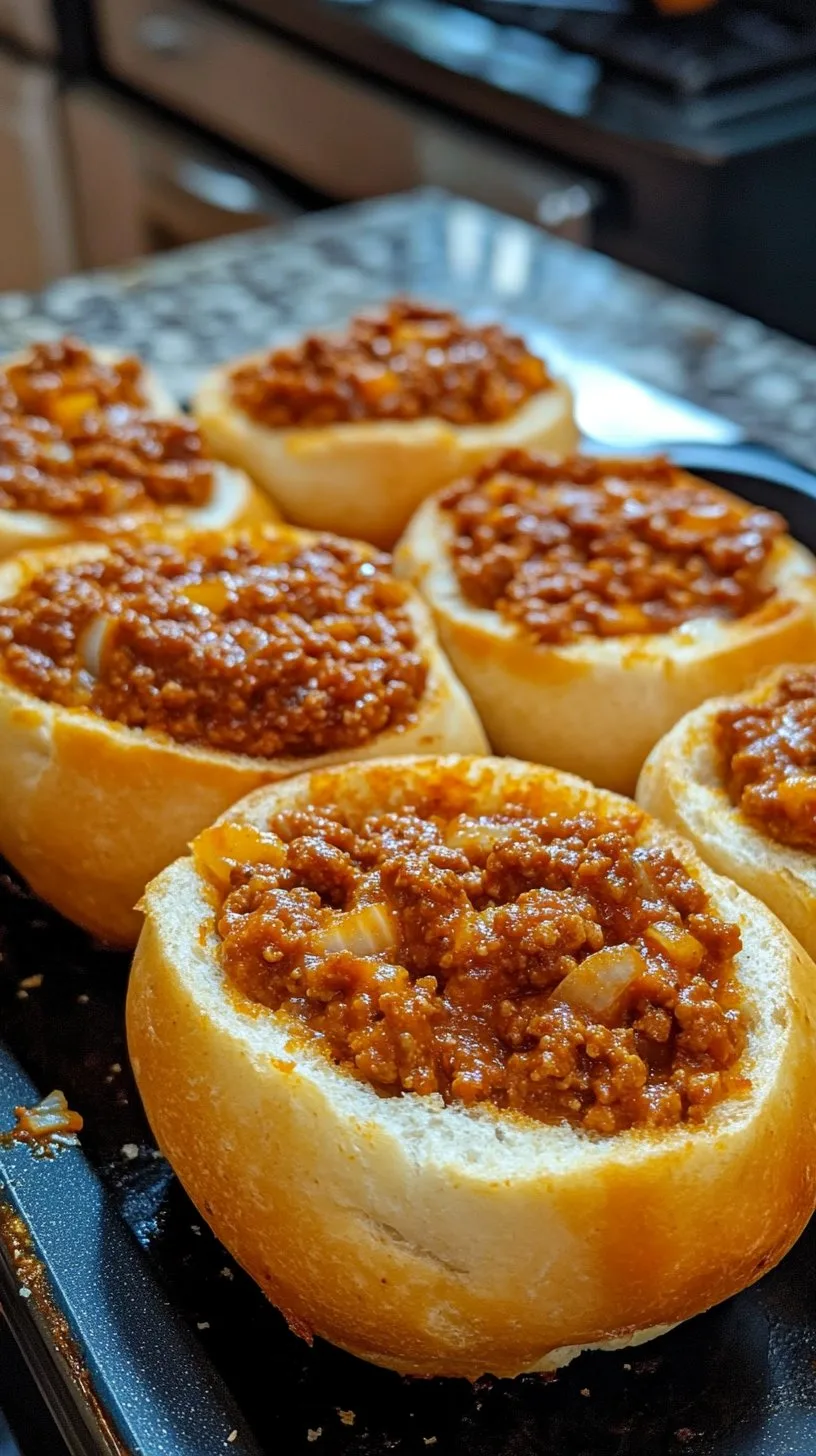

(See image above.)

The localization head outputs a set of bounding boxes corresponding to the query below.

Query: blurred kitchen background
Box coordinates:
[2,0,816,338]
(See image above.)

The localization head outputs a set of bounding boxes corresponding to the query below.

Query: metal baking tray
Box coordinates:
[2,408,816,1455]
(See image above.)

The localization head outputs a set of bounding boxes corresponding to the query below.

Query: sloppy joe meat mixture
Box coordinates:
[229,299,553,428]
[0,337,214,516]
[205,801,747,1133]
[442,452,785,644]
[0,412,214,516]
[717,668,816,851]
[0,338,148,422]
[0,537,426,758]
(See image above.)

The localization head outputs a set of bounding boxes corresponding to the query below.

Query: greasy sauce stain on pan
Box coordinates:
[0,1200,126,1454]
[3,860,816,1453]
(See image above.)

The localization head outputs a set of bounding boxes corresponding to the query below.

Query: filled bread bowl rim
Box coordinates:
[193,357,578,547]
[0,458,275,559]
[636,665,816,963]
[128,754,816,1379]
[394,487,816,794]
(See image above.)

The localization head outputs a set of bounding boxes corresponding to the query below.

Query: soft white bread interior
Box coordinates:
[0,540,485,945]
[395,490,816,795]
[128,755,816,1379]
[637,667,816,962]
[193,360,578,548]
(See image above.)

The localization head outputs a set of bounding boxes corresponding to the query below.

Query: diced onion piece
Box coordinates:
[444,815,509,858]
[180,578,231,614]
[314,903,398,958]
[777,774,816,815]
[14,1090,83,1139]
[357,367,400,404]
[195,822,286,890]
[645,921,705,971]
[78,615,114,678]
[555,944,646,1021]
[51,390,98,429]
[516,354,549,390]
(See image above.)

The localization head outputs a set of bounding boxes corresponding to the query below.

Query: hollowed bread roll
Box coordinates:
[395,452,816,794]
[638,664,816,962]
[128,754,816,1379]
[0,337,271,557]
[193,298,577,547]
[0,529,484,945]
[1,337,178,420]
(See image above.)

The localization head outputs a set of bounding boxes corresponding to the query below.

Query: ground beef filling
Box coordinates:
[442,452,785,644]
[0,411,214,515]
[0,338,149,422]
[716,668,816,850]
[0,538,426,757]
[229,299,553,428]
[205,804,747,1132]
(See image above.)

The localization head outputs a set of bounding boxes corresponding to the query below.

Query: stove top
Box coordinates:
[453,2,816,95]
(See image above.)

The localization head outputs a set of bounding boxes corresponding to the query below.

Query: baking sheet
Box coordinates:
[1,354,816,1453]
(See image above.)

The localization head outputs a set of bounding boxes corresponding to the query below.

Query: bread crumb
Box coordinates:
[18,1287,31,1299]
[337,1410,355,1426]
[623,1363,631,1371]
[109,1062,121,1074]
[191,1223,202,1235]
[423,1439,437,1446]
[121,1143,139,1161]
[580,1388,590,1397]
[220,1266,234,1280]
[19,974,43,989]
[196,1321,210,1331]
[77,993,89,1004]
[227,1431,238,1444]
[307,1430,322,1443]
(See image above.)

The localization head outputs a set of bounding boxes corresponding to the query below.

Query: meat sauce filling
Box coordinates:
[0,338,149,422]
[229,299,553,428]
[0,338,214,516]
[0,412,214,516]
[204,803,747,1132]
[717,668,816,851]
[442,452,785,644]
[0,538,426,757]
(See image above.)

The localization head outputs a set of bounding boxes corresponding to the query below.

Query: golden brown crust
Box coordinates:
[394,489,816,795]
[193,360,578,548]
[0,540,486,945]
[637,666,816,962]
[127,755,816,1378]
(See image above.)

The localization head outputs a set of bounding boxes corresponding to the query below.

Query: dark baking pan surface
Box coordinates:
[3,456,816,1456]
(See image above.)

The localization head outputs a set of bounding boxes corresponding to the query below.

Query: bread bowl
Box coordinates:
[193,298,577,547]
[0,336,177,420]
[0,337,270,555]
[638,664,816,961]
[395,451,816,794]
[128,753,816,1380]
[0,529,485,945]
